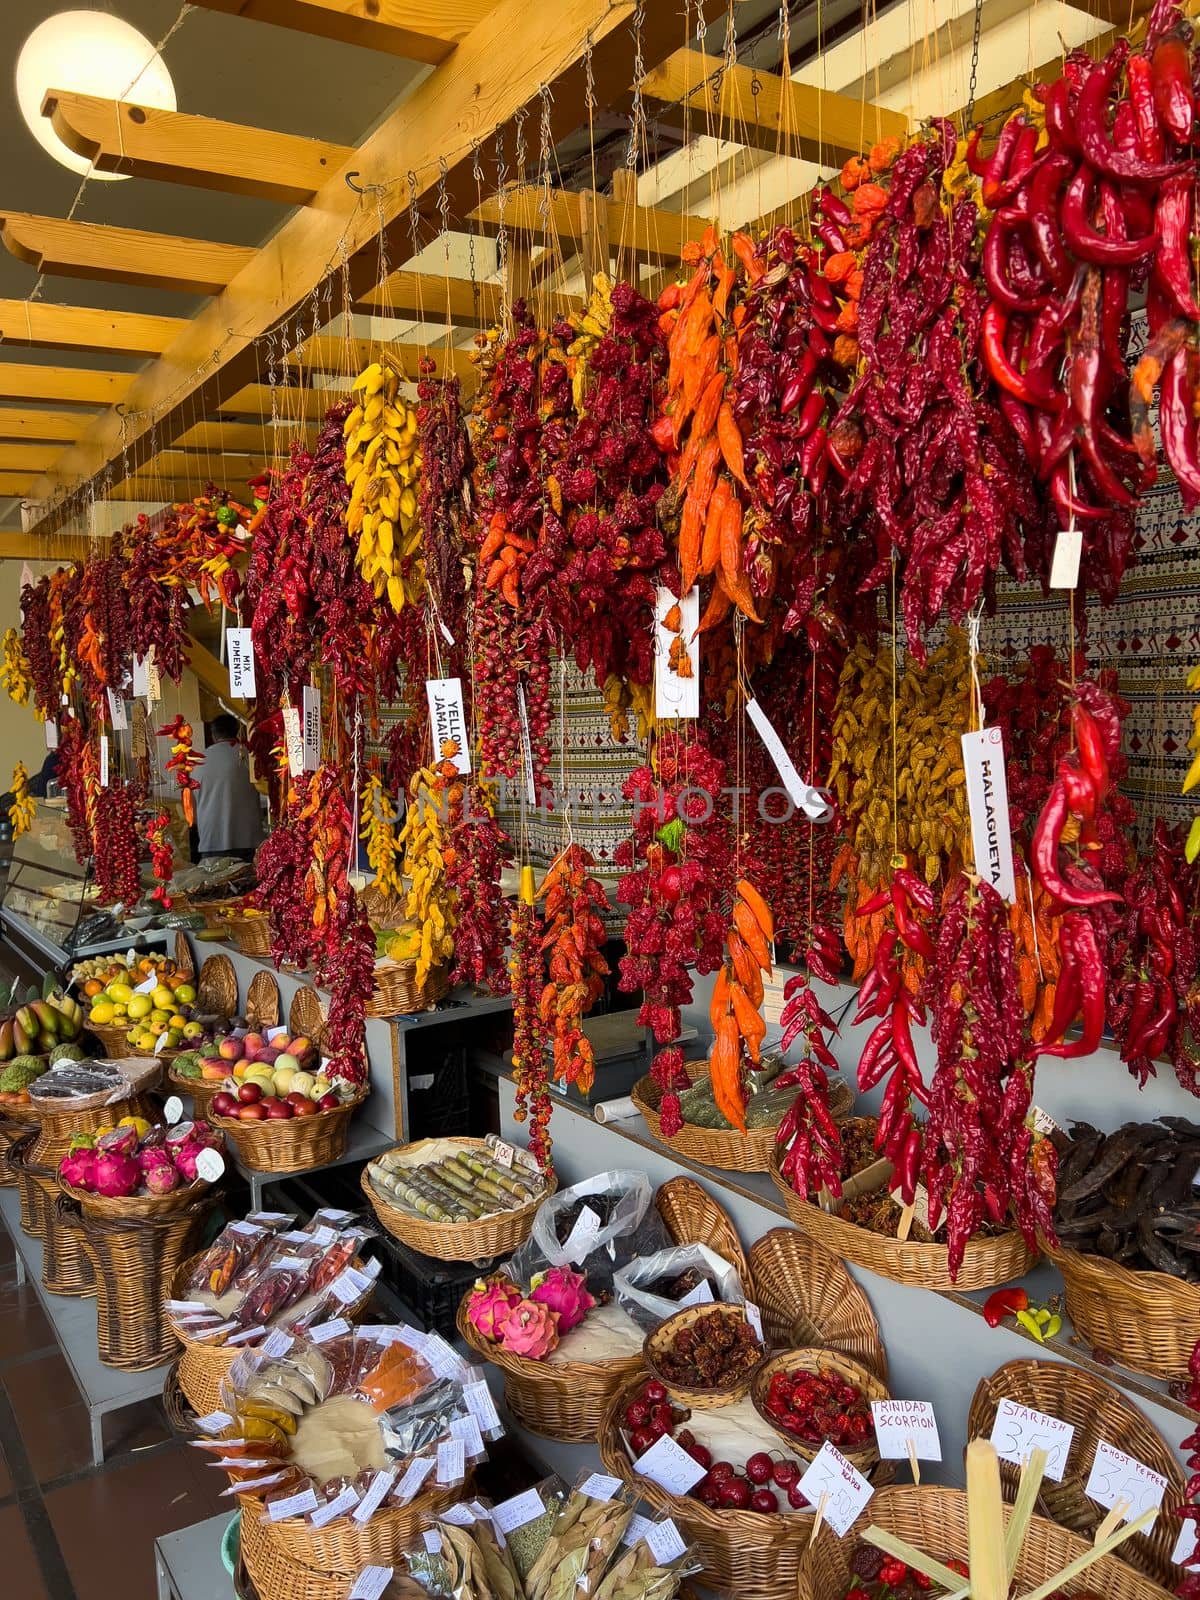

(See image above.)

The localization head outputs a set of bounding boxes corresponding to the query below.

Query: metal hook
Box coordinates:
[114,402,128,416]
[345,171,366,194]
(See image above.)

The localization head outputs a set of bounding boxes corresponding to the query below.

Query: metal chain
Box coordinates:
[626,0,647,170]
[537,82,555,238]
[514,105,529,186]
[407,168,422,261]
[966,0,984,125]
[436,156,451,264]
[495,127,511,304]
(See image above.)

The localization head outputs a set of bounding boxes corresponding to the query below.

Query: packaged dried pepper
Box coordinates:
[184,1219,275,1295]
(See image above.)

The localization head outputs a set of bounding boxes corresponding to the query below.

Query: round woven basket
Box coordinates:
[1050,1243,1200,1381]
[360,1139,555,1261]
[166,1069,221,1120]
[28,1090,160,1170]
[632,1061,853,1174]
[59,1173,217,1222]
[7,1129,46,1236]
[210,1089,367,1175]
[44,1194,96,1296]
[173,932,196,977]
[747,1226,888,1380]
[186,897,244,934]
[768,1146,1037,1292]
[257,1476,467,1576]
[364,959,449,1018]
[802,1483,1176,1600]
[287,987,329,1051]
[66,1191,216,1370]
[0,1114,29,1186]
[238,1502,353,1600]
[967,1358,1187,1586]
[197,953,238,1018]
[599,1372,816,1600]
[654,1175,753,1289]
[643,1303,765,1410]
[750,1348,888,1469]
[233,915,272,958]
[244,971,281,1030]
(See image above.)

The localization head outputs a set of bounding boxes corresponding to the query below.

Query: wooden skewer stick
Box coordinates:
[859,1528,973,1594]
[1018,1507,1155,1599]
[896,1200,916,1242]
[1093,1498,1132,1546]
[907,1436,921,1486]
[807,1491,830,1549]
[967,1439,1008,1600]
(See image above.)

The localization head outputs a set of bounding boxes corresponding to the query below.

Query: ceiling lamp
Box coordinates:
[16,10,176,181]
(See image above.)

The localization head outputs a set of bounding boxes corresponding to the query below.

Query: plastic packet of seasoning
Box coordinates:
[219,1468,297,1498]
[593,1515,702,1600]
[357,1337,435,1413]
[489,1476,570,1583]
[521,1472,635,1599]
[390,1536,455,1597]
[305,1478,362,1529]
[378,1378,470,1464]
[425,1504,526,1600]
[234,1252,319,1326]
[304,1207,360,1234]
[231,1228,312,1291]
[259,1478,322,1526]
[320,1332,388,1395]
[308,1227,376,1294]
[184,1220,273,1295]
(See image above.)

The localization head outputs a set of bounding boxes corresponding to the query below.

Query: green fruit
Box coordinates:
[12,1021,32,1056]
[31,1001,58,1038]
[0,1020,13,1062]
[49,1041,86,1064]
[14,1006,34,1037]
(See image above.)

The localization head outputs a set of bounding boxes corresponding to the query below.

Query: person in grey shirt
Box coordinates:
[194,714,264,862]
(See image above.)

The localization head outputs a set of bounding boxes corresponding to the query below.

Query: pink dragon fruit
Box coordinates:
[188,1120,222,1150]
[96,1125,138,1158]
[465,1276,523,1342]
[497,1298,560,1360]
[59,1147,97,1191]
[143,1161,181,1195]
[529,1267,595,1334]
[172,1139,206,1184]
[92,1151,140,1199]
[137,1147,174,1176]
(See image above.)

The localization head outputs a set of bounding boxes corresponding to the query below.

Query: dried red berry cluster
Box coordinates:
[655,1308,762,1388]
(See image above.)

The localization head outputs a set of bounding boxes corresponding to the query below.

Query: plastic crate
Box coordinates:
[406,1039,470,1138]
[379,1230,499,1340]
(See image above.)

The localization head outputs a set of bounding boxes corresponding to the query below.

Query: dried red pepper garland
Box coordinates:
[539,843,610,1094]
[416,362,473,662]
[92,778,142,907]
[146,811,174,909]
[445,781,511,993]
[251,795,318,968]
[775,979,846,1198]
[57,719,94,865]
[20,577,58,721]
[123,519,191,685]
[510,895,552,1168]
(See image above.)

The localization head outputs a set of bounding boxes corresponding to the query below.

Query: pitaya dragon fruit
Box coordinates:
[497,1298,560,1359]
[143,1161,181,1195]
[92,1151,141,1199]
[59,1147,98,1191]
[529,1267,595,1334]
[465,1275,523,1342]
[172,1139,206,1184]
[137,1147,174,1175]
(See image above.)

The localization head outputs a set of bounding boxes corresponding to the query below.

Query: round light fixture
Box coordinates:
[16,10,176,181]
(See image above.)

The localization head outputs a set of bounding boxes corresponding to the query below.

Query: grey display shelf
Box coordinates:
[153,1511,237,1600]
[0,1186,172,1466]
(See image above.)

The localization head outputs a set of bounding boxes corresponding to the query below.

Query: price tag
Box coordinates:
[516,681,537,805]
[195,1410,233,1435]
[492,1488,544,1534]
[392,1455,435,1505]
[654,584,700,720]
[798,1443,874,1537]
[436,1438,465,1484]
[679,1279,714,1308]
[162,1096,184,1126]
[579,1473,623,1502]
[870,1400,942,1462]
[19,562,33,596]
[106,689,128,731]
[225,1325,266,1347]
[643,1518,688,1565]
[1173,1520,1200,1568]
[348,1567,393,1600]
[1050,526,1083,590]
[449,1414,485,1458]
[352,1469,397,1524]
[744,1301,764,1340]
[463,1379,502,1435]
[422,1532,442,1554]
[267,1487,319,1522]
[195,1148,225,1183]
[44,720,58,750]
[1031,1105,1061,1136]
[634,1433,707,1496]
[99,734,109,788]
[282,707,303,778]
[425,677,470,774]
[302,684,321,771]
[145,649,161,703]
[493,1140,516,1169]
[440,1503,477,1526]
[164,1299,213,1315]
[1085,1440,1167,1528]
[561,1203,602,1262]
[422,1332,466,1381]
[747,697,833,822]
[961,727,1017,904]
[132,655,149,697]
[226,628,256,699]
[623,1513,656,1548]
[261,1329,294,1359]
[990,1399,1074,1482]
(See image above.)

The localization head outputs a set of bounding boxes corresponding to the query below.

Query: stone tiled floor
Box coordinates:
[0,1222,230,1600]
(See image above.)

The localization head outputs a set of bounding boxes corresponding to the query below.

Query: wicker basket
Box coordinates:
[233,915,272,958]
[643,1302,764,1409]
[750,1348,889,1469]
[197,953,238,1018]
[769,1146,1037,1292]
[28,1090,160,1170]
[7,1130,45,1236]
[967,1358,1187,1586]
[747,1227,888,1380]
[364,959,449,1018]
[0,1115,28,1186]
[244,971,281,1030]
[238,1503,353,1600]
[599,1372,817,1600]
[59,1174,217,1222]
[187,897,244,934]
[259,1477,466,1576]
[1051,1243,1200,1381]
[654,1175,752,1290]
[361,1139,555,1262]
[44,1194,96,1296]
[632,1061,853,1174]
[802,1484,1176,1600]
[173,931,196,976]
[166,1069,221,1120]
[287,987,329,1051]
[210,1089,367,1176]
[67,1191,216,1370]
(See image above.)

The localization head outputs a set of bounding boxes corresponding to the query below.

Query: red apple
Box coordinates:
[237,1082,262,1104]
[289,1097,318,1117]
[317,1092,340,1112]
[265,1100,294,1119]
[211,1091,238,1117]
[255,1047,280,1068]
[238,1103,267,1121]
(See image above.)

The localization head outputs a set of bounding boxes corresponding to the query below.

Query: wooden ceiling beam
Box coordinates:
[0,300,185,358]
[641,49,908,163]
[186,0,496,65]
[175,420,311,453]
[42,91,350,205]
[469,187,709,265]
[289,337,478,382]
[0,532,94,559]
[357,269,578,326]
[0,365,130,408]
[136,449,269,482]
[0,410,91,442]
[221,384,347,420]
[0,446,58,473]
[0,474,36,497]
[0,214,256,297]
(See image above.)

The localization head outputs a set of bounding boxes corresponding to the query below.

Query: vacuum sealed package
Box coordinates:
[613,1243,745,1332]
[508,1172,670,1297]
[593,1515,702,1600]
[185,1218,280,1295]
[522,1470,634,1599]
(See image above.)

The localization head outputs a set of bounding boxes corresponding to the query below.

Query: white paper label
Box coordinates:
[492,1488,544,1534]
[643,1518,688,1565]
[744,1301,764,1340]
[579,1473,622,1503]
[225,1325,266,1347]
[493,1140,515,1169]
[44,720,58,750]
[679,1279,715,1308]
[268,1487,320,1522]
[162,1095,184,1126]
[261,1328,294,1359]
[422,1332,465,1381]
[226,628,256,699]
[422,1532,441,1554]
[99,734,109,788]
[132,656,149,697]
[302,684,321,771]
[516,681,537,805]
[463,1379,502,1435]
[348,1567,393,1600]
[449,1414,485,1458]
[426,677,470,774]
[352,1469,397,1524]
[436,1438,465,1484]
[1031,1105,1061,1136]
[561,1203,602,1262]
[146,649,161,703]
[309,1485,359,1528]
[654,584,700,720]
[623,1512,656,1549]
[961,727,1016,904]
[195,1410,233,1435]
[195,1148,225,1183]
[1050,526,1083,590]
[1173,1521,1200,1568]
[634,1433,707,1496]
[746,698,833,821]
[20,562,33,596]
[106,689,128,731]
[393,1455,435,1505]
[990,1399,1074,1482]
[1085,1440,1167,1527]
[797,1443,874,1537]
[870,1400,942,1463]
[282,707,303,778]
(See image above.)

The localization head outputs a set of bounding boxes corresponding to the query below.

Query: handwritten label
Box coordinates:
[634,1433,707,1496]
[679,1279,715,1308]
[195,1410,233,1435]
[643,1518,688,1564]
[561,1203,602,1262]
[145,649,161,702]
[797,1442,874,1537]
[1031,1105,1061,1136]
[425,677,470,774]
[282,707,303,778]
[449,1414,485,1458]
[352,1469,397,1524]
[654,585,700,720]
[261,1328,294,1359]
[436,1438,465,1484]
[422,1332,465,1382]
[132,655,149,697]
[309,1318,351,1345]
[871,1400,942,1463]
[991,1399,1074,1482]
[961,727,1016,903]
[348,1567,393,1600]
[744,1301,764,1340]
[493,1140,515,1169]
[463,1379,502,1436]
[302,684,321,771]
[579,1473,623,1502]
[226,628,256,699]
[267,1487,319,1521]
[1173,1521,1200,1568]
[1085,1440,1167,1528]
[99,734,109,788]
[162,1096,184,1126]
[106,689,128,731]
[516,682,536,805]
[747,696,835,821]
[392,1455,435,1505]
[1050,526,1083,590]
[492,1488,544,1534]
[44,720,57,750]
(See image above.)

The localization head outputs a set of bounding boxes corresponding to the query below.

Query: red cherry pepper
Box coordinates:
[1126,52,1166,161]
[1153,174,1200,320]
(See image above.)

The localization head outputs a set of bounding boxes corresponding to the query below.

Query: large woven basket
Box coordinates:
[1051,1243,1200,1381]
[747,1226,888,1380]
[44,1195,96,1296]
[967,1358,1187,1586]
[769,1146,1037,1292]
[802,1484,1176,1600]
[89,1021,183,1061]
[67,1192,216,1370]
[232,915,272,958]
[244,970,281,1030]
[599,1372,817,1600]
[197,953,238,1018]
[255,1477,467,1577]
[632,1060,853,1174]
[28,1090,160,1170]
[210,1089,367,1175]
[238,1502,353,1600]
[0,1114,30,1186]
[360,1138,554,1261]
[7,1129,46,1236]
[654,1175,752,1289]
[287,987,329,1051]
[750,1348,889,1469]
[643,1302,765,1409]
[59,1174,217,1222]
[365,958,449,1018]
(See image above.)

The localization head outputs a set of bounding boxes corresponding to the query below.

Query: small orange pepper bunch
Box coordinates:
[707,879,774,1132]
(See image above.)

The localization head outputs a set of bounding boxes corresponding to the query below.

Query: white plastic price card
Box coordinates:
[162,1096,183,1126]
[308,1318,351,1344]
[44,720,57,750]
[392,1456,434,1505]
[797,1443,874,1537]
[267,1487,319,1522]
[561,1204,602,1262]
[579,1473,622,1502]
[282,707,303,778]
[195,1148,225,1183]
[352,1469,397,1524]
[310,1485,359,1528]
[990,1399,1074,1482]
[634,1433,707,1496]
[106,689,128,731]
[1085,1440,1168,1527]
[747,697,834,822]
[492,1488,544,1534]
[1172,1520,1200,1568]
[1050,525,1083,590]
[425,677,470,773]
[301,683,322,770]
[99,734,109,788]
[436,1438,465,1485]
[961,727,1017,903]
[226,627,256,698]
[654,585,700,720]
[871,1400,942,1462]
[348,1567,393,1600]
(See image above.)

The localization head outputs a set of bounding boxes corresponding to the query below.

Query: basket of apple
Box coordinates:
[80,954,210,1061]
[204,1031,367,1174]
[56,1117,226,1219]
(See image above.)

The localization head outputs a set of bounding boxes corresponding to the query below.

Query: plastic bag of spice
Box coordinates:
[509,1172,669,1298]
[522,1472,635,1599]
[489,1475,571,1583]
[593,1513,702,1600]
[612,1243,744,1332]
